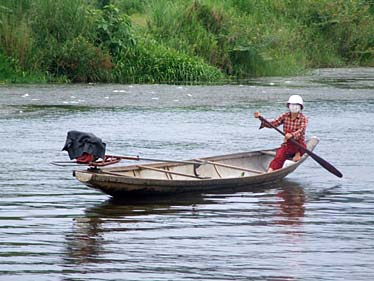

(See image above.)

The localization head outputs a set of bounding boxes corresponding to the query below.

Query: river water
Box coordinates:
[0,68,373,280]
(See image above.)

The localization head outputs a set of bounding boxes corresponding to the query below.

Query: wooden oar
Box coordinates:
[258,116,343,178]
[50,161,89,167]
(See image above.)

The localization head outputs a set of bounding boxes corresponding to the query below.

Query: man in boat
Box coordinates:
[254,95,308,173]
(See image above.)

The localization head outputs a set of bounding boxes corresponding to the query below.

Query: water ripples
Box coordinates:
[1,68,374,280]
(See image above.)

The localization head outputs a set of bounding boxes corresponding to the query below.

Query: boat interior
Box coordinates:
[97,150,281,180]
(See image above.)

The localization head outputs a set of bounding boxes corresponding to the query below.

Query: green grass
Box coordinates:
[0,0,373,84]
[0,51,46,83]
[146,0,374,76]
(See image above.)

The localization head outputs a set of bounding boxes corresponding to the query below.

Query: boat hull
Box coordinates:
[74,137,319,197]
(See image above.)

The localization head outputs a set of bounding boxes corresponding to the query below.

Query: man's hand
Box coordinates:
[284,133,293,143]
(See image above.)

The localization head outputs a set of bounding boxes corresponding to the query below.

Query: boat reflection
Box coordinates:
[63,192,210,265]
[63,186,268,266]
[63,182,339,267]
[64,216,104,264]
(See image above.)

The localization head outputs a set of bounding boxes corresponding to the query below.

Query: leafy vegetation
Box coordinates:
[0,0,373,84]
[114,37,223,83]
[146,0,374,77]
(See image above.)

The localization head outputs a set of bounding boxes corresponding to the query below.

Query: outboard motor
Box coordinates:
[62,131,106,164]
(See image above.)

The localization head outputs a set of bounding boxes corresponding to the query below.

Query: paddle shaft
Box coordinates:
[258,116,343,178]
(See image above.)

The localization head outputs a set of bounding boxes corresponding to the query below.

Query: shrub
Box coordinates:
[30,0,96,45]
[50,36,113,82]
[0,51,46,83]
[280,0,374,66]
[0,3,36,70]
[112,0,146,14]
[147,0,233,73]
[146,0,374,77]
[95,4,135,57]
[2,0,373,83]
[114,38,223,83]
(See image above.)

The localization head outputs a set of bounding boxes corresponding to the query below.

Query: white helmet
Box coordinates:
[287,95,304,109]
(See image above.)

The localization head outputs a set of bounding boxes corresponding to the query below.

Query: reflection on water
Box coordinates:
[64,192,210,266]
[58,177,373,281]
[64,194,203,258]
[65,217,104,264]
[63,182,311,271]
[276,184,305,225]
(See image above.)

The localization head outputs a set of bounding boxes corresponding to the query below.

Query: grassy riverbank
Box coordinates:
[0,0,373,84]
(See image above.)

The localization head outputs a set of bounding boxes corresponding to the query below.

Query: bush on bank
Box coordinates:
[146,0,374,77]
[114,37,223,83]
[0,0,373,84]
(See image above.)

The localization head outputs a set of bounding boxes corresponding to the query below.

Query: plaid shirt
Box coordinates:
[261,112,308,141]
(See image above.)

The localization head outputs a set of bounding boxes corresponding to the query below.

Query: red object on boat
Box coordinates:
[76,153,95,164]
[88,155,121,167]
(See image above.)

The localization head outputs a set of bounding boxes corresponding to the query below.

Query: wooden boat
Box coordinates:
[74,137,319,197]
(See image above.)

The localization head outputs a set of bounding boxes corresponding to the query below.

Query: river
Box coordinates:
[0,68,373,280]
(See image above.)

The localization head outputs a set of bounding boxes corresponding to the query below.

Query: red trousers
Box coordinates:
[269,139,306,170]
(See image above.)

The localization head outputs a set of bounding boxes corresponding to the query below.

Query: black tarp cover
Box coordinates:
[62,130,106,160]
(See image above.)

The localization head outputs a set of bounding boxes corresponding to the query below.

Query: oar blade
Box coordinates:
[305,149,343,178]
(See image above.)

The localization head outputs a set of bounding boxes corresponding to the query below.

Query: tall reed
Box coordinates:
[30,0,96,44]
[0,2,35,70]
